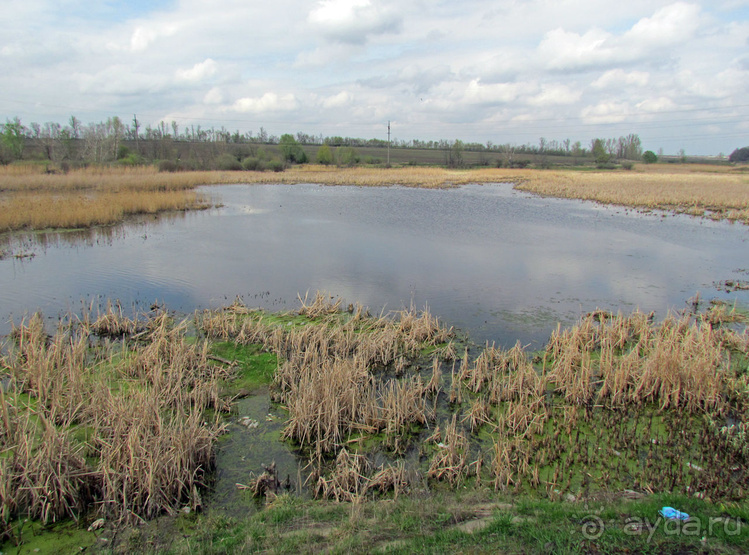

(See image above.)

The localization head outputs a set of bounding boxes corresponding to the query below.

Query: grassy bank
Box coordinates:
[129,492,749,554]
[2,163,747,232]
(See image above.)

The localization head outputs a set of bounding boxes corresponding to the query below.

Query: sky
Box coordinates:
[1,0,748,155]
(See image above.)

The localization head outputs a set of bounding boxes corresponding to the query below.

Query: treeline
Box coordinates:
[1,114,723,170]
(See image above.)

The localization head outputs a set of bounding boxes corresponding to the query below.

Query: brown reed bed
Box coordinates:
[240,293,747,503]
[2,163,745,232]
[197,293,456,499]
[3,291,748,543]
[516,166,749,224]
[0,307,228,539]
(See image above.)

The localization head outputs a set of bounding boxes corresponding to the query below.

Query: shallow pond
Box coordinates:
[1,182,747,347]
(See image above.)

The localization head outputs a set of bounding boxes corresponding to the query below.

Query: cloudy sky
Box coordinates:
[1,0,747,154]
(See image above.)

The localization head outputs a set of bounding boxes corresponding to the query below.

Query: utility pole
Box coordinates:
[133,114,140,153]
[387,121,391,166]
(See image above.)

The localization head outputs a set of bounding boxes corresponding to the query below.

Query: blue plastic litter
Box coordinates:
[659,507,689,521]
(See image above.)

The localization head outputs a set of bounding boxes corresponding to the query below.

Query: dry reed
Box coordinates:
[1,307,228,526]
[2,163,746,232]
[428,415,469,486]
[516,167,749,224]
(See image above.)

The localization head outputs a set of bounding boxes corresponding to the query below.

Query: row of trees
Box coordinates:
[4,115,738,168]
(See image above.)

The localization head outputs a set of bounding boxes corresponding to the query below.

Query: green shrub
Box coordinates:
[118,153,146,166]
[117,145,131,160]
[728,147,749,163]
[316,144,333,165]
[157,160,180,173]
[642,150,658,164]
[621,160,634,170]
[337,146,359,167]
[216,153,243,171]
[229,145,253,160]
[242,157,264,171]
[267,159,285,172]
[279,134,307,164]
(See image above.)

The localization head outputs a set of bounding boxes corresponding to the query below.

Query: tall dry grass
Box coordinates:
[0,165,216,232]
[516,167,749,223]
[0,189,207,231]
[199,293,451,492]
[2,163,746,231]
[1,309,227,528]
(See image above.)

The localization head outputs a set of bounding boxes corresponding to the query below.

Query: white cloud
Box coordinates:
[623,2,701,47]
[203,87,223,105]
[0,0,746,154]
[463,79,526,105]
[539,27,614,71]
[176,59,217,82]
[77,65,169,95]
[538,2,703,71]
[526,85,581,107]
[678,67,749,97]
[309,0,402,44]
[294,45,353,68]
[1,44,22,57]
[232,92,299,113]
[636,97,678,113]
[581,101,631,124]
[129,24,179,52]
[592,69,650,89]
[322,90,353,108]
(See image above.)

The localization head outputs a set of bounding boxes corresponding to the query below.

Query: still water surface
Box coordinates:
[1,182,747,347]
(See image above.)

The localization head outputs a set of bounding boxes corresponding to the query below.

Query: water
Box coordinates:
[1,182,748,348]
[3,182,748,514]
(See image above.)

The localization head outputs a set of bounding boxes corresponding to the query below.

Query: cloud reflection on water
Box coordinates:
[1,183,747,348]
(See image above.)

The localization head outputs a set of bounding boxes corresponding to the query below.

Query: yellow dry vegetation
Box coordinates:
[1,163,747,231]
[516,165,749,223]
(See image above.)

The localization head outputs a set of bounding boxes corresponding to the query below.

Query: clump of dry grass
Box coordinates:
[491,435,532,492]
[496,397,547,439]
[91,388,220,520]
[246,462,282,499]
[366,461,409,497]
[89,299,141,337]
[297,291,342,318]
[428,415,469,486]
[462,396,493,432]
[280,357,372,455]
[1,307,228,527]
[313,449,369,502]
[543,310,734,412]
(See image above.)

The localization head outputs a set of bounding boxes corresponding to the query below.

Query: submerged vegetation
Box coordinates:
[2,292,747,552]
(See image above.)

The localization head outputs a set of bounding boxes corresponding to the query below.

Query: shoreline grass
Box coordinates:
[516,165,749,224]
[1,163,747,233]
